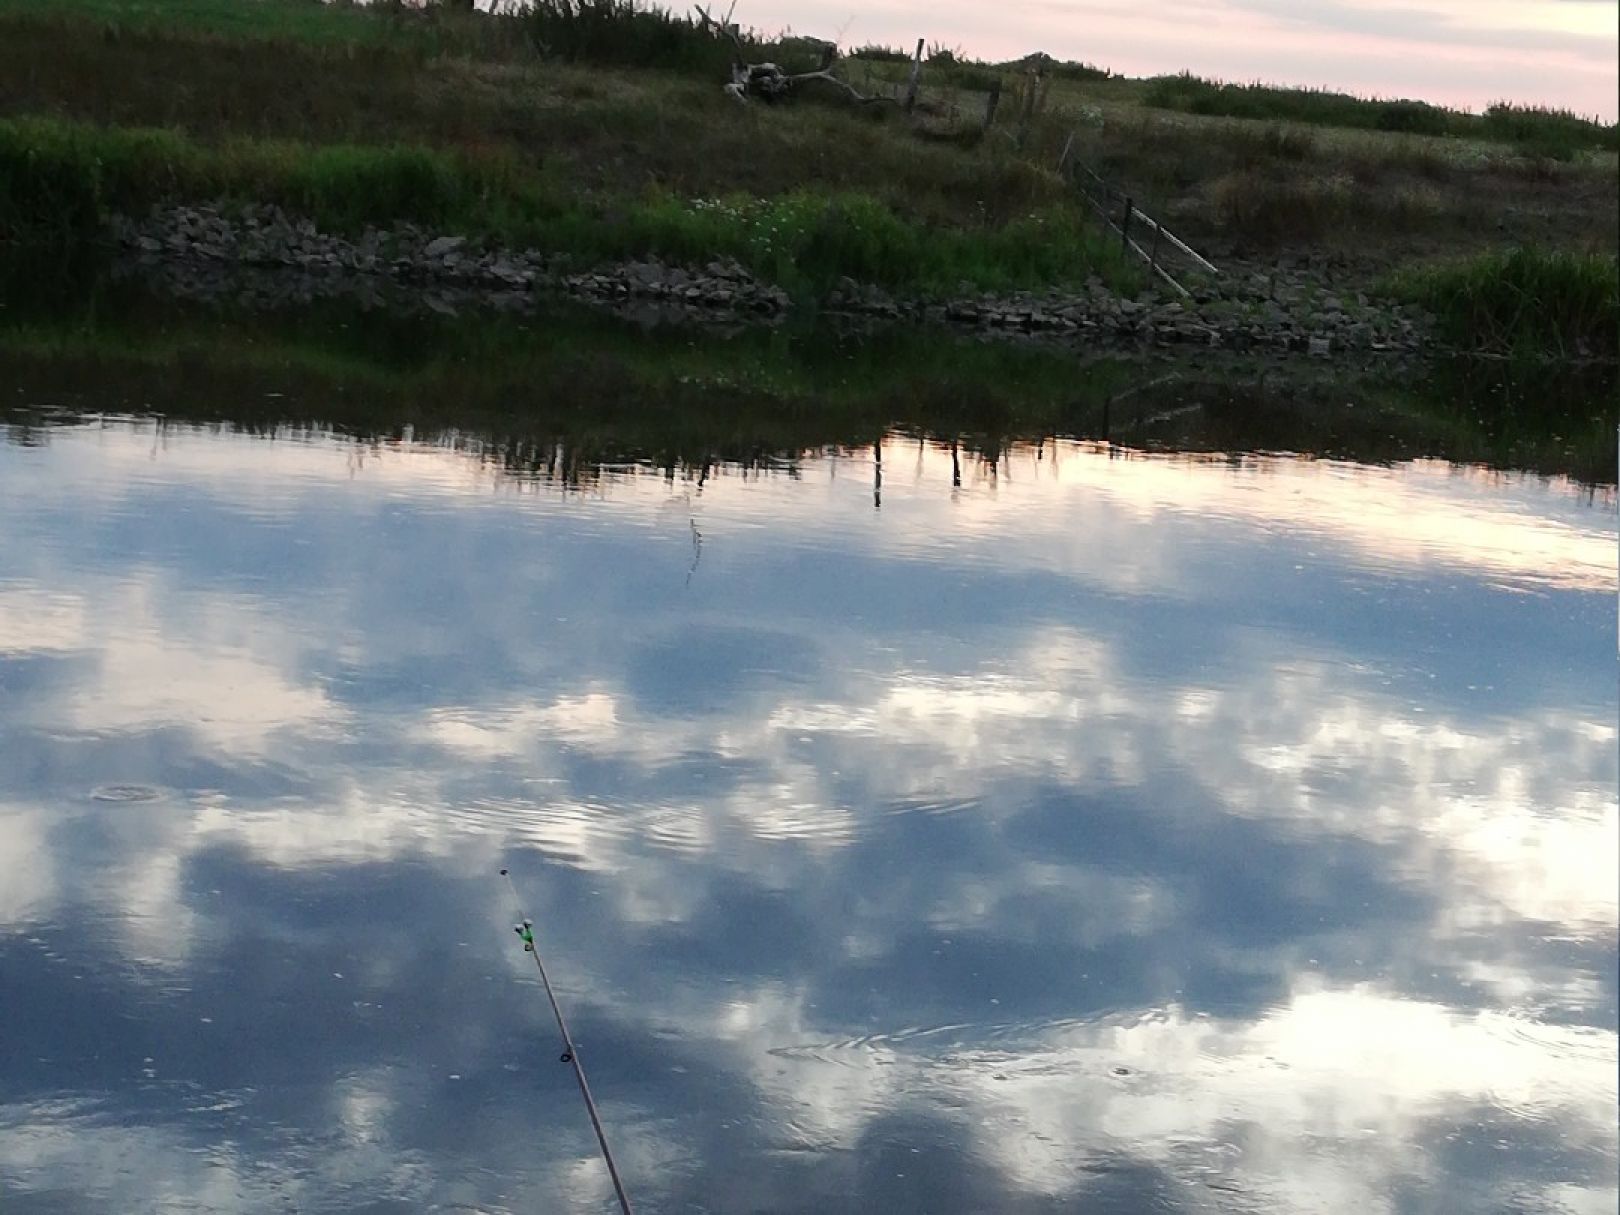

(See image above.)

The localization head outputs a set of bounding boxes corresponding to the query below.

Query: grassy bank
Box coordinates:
[0,0,1051,224]
[0,116,1140,295]
[0,0,1614,294]
[1388,248,1619,360]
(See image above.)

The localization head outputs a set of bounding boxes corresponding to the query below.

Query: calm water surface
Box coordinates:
[0,416,1615,1213]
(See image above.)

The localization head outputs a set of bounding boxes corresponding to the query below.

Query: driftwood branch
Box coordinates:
[784,64,898,105]
[694,6,898,106]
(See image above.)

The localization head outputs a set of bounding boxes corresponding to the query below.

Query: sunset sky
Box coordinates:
[747,0,1620,120]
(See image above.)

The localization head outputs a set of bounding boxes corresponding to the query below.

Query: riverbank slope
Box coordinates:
[2,0,1615,357]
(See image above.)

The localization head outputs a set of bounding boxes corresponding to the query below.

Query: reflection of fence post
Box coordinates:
[1119,196,1133,252]
[903,37,924,112]
[873,436,882,510]
[982,79,1002,131]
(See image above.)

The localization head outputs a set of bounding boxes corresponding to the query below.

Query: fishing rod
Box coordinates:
[500,867,634,1215]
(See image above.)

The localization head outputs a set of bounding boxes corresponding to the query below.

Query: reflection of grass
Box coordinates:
[2,286,1613,485]
[0,285,1137,463]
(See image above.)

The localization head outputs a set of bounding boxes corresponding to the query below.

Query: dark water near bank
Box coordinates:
[0,300,1616,1213]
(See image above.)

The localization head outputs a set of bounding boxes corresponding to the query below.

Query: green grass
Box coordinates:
[0,115,560,239]
[1388,247,1619,360]
[0,115,1140,295]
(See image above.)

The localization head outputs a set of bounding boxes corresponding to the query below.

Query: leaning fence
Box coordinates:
[1060,149,1220,297]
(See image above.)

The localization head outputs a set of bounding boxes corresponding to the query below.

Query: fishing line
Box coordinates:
[500,867,634,1215]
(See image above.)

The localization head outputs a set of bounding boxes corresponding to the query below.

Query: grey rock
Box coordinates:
[424,235,466,258]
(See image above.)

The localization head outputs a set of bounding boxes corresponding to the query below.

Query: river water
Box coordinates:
[1,338,1616,1212]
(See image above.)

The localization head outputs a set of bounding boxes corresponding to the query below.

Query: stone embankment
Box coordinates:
[112,204,1434,355]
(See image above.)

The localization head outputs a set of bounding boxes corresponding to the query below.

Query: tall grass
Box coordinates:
[519,0,732,73]
[0,116,558,240]
[0,116,1140,295]
[1388,248,1619,360]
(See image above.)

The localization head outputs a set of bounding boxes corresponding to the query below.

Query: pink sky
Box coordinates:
[745,0,1620,120]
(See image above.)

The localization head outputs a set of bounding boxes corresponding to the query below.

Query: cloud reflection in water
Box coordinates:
[0,420,1613,1213]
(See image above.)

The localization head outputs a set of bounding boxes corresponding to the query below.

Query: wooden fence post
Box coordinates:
[982,79,1002,130]
[1016,66,1039,149]
[903,37,924,112]
[1119,196,1133,252]
[1149,219,1162,272]
[1057,130,1075,175]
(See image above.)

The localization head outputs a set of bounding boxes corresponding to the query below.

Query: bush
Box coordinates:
[850,44,907,62]
[1482,102,1614,158]
[1374,99,1448,136]
[1045,59,1111,83]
